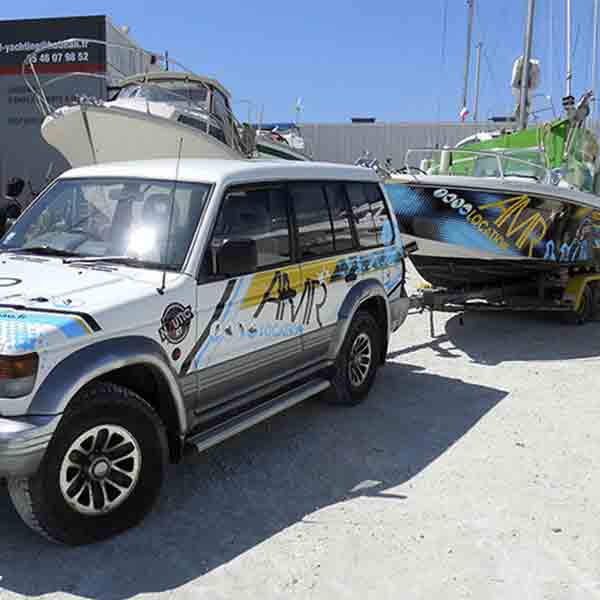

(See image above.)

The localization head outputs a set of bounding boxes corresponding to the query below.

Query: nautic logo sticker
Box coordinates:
[159,303,194,344]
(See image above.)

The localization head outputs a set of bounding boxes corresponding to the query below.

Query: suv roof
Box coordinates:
[59,159,381,186]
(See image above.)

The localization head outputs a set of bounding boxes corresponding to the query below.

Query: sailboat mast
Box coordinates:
[592,0,599,119]
[519,0,536,130]
[474,42,482,121]
[566,0,573,97]
[461,0,475,117]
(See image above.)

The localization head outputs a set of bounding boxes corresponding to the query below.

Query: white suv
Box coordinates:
[0,159,409,544]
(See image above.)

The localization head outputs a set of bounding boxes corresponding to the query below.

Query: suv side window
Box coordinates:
[289,183,333,258]
[210,184,292,274]
[290,182,355,258]
[346,182,394,248]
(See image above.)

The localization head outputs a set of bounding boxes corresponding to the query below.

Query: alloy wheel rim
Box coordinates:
[348,332,372,387]
[59,424,142,516]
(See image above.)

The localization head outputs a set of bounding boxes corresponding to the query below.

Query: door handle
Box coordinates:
[345,271,357,283]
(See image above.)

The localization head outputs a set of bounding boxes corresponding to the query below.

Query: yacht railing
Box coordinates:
[21,38,253,157]
[403,148,553,183]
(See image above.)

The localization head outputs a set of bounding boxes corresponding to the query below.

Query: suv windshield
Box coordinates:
[1,178,211,270]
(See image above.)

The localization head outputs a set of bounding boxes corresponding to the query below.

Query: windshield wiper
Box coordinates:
[62,255,166,269]
[5,246,82,258]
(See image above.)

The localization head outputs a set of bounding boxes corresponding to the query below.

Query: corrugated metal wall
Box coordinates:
[299,122,505,166]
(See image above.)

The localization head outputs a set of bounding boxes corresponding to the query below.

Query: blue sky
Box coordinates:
[3,1,599,123]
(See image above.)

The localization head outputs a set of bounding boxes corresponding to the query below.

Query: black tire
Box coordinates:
[8,382,168,545]
[563,284,594,325]
[326,310,382,406]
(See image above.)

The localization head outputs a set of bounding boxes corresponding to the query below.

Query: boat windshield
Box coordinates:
[1,178,212,270]
[116,82,209,106]
[258,123,300,134]
[406,148,550,182]
[563,128,599,193]
[406,130,600,194]
[472,149,546,179]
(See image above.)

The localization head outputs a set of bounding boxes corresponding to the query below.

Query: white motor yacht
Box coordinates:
[25,40,310,167]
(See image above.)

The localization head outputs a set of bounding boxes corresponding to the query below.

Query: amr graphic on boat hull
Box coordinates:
[386,182,600,288]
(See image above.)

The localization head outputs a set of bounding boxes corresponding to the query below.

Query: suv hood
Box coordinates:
[0,255,184,354]
[0,255,162,309]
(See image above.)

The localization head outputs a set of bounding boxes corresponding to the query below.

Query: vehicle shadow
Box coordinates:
[394,311,600,366]
[0,363,507,599]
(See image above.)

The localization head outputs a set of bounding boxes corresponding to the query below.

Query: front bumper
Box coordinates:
[0,415,59,477]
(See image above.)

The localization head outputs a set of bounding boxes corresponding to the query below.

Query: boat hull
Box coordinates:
[42,104,241,168]
[386,179,600,289]
[255,138,310,161]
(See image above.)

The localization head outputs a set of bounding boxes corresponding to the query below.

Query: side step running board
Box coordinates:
[187,379,330,453]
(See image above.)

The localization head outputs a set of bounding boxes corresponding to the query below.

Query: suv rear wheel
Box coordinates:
[326,310,382,406]
[8,381,167,545]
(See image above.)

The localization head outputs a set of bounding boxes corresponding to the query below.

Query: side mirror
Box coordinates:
[216,238,258,277]
[6,203,21,220]
[0,200,21,238]
[5,177,25,199]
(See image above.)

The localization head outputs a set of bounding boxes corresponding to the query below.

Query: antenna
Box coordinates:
[158,137,184,295]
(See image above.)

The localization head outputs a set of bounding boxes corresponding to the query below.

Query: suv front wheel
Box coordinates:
[8,381,168,545]
[326,310,382,406]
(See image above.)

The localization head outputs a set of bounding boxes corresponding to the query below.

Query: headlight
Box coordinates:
[0,353,39,398]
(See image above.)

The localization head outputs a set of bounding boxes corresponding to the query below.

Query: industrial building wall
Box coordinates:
[299,122,502,166]
[0,16,107,202]
[105,19,157,82]
[0,15,151,205]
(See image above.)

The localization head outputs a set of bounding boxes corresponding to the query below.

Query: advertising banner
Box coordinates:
[0,15,106,76]
[0,16,109,200]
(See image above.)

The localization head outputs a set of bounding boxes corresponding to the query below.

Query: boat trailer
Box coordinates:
[403,243,600,334]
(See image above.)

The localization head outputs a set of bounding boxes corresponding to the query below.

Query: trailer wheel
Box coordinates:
[564,284,594,325]
[592,282,600,321]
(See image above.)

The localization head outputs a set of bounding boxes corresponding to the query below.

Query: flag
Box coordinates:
[295,97,304,124]
[459,106,470,121]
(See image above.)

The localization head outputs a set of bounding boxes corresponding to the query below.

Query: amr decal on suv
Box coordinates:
[252,269,328,327]
[180,246,404,375]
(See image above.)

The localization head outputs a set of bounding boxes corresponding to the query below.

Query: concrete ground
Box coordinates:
[2,265,600,599]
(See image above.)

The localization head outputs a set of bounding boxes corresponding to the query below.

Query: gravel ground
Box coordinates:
[2,264,600,599]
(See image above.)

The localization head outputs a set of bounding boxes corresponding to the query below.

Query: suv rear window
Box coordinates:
[346,183,394,248]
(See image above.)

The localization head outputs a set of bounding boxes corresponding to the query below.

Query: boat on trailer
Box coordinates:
[364,0,600,323]
[385,99,600,290]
